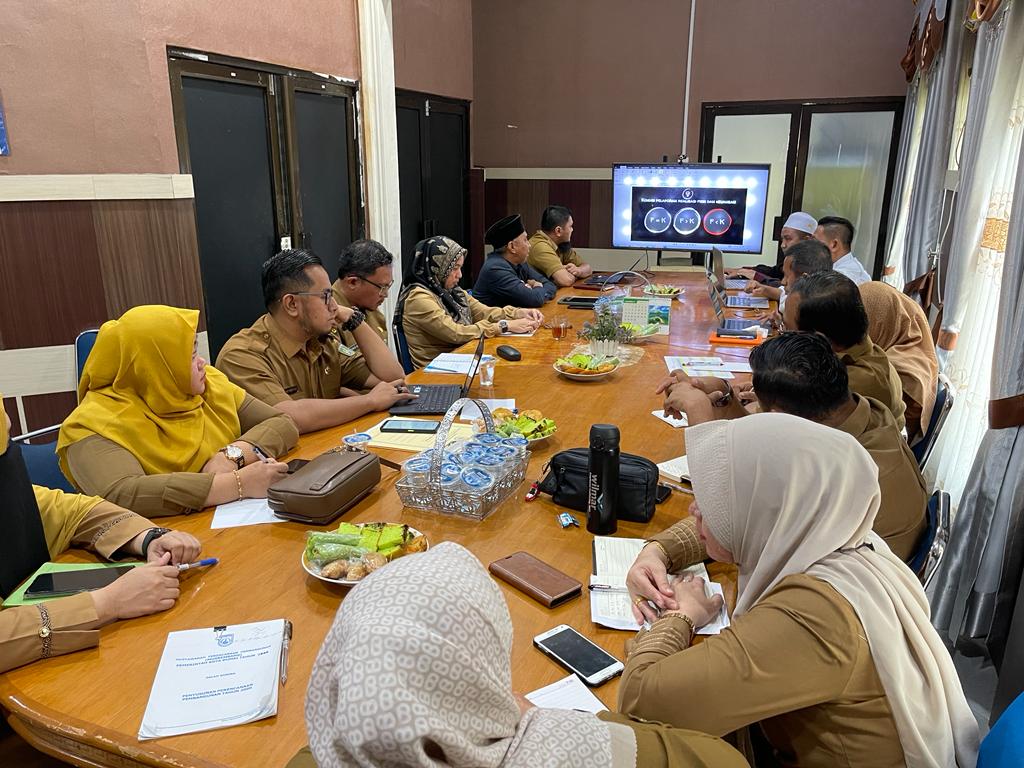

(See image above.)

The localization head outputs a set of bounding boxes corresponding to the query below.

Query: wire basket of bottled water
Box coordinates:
[395,398,531,521]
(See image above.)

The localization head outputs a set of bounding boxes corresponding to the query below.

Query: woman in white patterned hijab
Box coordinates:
[302,542,745,768]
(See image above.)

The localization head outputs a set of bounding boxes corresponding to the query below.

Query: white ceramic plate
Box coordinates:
[553,362,619,381]
[302,524,427,586]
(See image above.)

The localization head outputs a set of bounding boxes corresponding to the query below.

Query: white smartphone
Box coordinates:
[533,624,624,687]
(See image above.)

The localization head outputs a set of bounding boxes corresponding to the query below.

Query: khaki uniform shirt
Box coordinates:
[527,229,583,278]
[331,280,388,343]
[619,560,905,768]
[216,313,372,406]
[837,395,927,561]
[64,394,298,517]
[1,493,154,673]
[400,286,518,369]
[842,336,907,431]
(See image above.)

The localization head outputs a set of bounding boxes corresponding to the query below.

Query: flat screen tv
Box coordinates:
[611,162,771,253]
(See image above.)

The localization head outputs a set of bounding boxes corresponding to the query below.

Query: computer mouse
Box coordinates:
[495,344,521,362]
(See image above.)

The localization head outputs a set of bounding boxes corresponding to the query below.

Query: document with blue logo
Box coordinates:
[138,619,286,740]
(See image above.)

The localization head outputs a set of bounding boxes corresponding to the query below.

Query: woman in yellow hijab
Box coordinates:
[2,397,200,673]
[58,306,298,517]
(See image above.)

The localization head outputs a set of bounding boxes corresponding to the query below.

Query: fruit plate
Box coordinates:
[302,523,427,586]
[642,286,683,300]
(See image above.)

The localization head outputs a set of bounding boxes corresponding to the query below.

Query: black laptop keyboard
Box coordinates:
[393,384,461,413]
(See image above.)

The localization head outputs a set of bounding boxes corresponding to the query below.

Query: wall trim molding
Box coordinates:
[482,167,612,181]
[0,174,195,202]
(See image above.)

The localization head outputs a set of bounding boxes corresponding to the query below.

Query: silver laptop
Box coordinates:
[707,276,759,332]
[712,247,750,290]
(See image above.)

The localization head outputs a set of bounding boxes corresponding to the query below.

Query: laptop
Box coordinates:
[581,272,628,286]
[712,247,749,290]
[707,276,759,332]
[726,294,770,309]
[389,335,486,415]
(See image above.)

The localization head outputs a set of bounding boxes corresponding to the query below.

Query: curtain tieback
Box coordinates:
[989,393,1024,429]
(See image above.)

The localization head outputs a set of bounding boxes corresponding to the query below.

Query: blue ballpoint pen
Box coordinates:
[177,557,219,571]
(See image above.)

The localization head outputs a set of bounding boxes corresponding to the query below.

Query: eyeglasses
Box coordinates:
[288,289,337,307]
[357,275,393,295]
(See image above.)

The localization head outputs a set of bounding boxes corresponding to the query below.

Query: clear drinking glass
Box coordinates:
[478,358,495,387]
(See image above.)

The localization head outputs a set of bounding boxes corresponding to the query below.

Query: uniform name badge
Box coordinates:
[337,343,356,357]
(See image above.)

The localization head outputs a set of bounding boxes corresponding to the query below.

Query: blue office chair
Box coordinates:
[12,427,75,493]
[908,490,950,587]
[392,322,415,375]
[75,328,99,384]
[979,691,1024,767]
[912,374,955,469]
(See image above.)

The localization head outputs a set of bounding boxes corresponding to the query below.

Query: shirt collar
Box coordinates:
[840,335,873,363]
[265,312,323,361]
[836,393,871,439]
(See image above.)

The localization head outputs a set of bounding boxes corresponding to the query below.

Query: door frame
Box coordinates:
[698,96,905,278]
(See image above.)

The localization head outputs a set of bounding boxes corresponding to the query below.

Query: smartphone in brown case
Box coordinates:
[488,551,583,607]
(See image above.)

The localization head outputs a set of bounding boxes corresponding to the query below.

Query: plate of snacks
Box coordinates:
[621,321,662,338]
[491,407,557,443]
[642,284,683,299]
[302,522,428,585]
[553,353,620,381]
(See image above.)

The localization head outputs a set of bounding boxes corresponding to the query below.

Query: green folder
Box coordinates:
[2,561,141,608]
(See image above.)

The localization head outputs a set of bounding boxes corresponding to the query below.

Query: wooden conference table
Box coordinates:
[1,270,762,768]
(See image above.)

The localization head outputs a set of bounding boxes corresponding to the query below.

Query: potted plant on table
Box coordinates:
[577,303,635,357]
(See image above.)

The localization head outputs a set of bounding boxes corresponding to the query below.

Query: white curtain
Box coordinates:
[357,0,403,341]
[884,79,929,287]
[926,4,1024,505]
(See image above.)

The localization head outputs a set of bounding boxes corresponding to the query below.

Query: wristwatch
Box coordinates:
[220,444,245,469]
[141,527,172,559]
[711,388,734,408]
[343,309,366,332]
[499,319,509,333]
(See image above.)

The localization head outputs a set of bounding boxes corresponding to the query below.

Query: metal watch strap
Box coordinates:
[141,527,172,559]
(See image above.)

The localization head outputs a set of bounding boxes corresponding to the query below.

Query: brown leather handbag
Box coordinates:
[267,448,381,525]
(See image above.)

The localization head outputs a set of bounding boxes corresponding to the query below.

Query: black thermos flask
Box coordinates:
[587,424,620,535]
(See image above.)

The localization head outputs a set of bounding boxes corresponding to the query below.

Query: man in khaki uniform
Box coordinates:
[658,332,926,561]
[217,249,414,434]
[784,270,906,430]
[527,205,593,287]
[331,239,392,344]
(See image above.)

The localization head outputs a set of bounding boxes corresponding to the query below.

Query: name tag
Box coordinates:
[337,343,356,357]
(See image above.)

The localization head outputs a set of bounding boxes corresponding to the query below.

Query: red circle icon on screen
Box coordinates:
[703,208,733,236]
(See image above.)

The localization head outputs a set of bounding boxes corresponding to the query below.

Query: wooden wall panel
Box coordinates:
[588,180,613,248]
[0,201,110,348]
[504,180,550,243]
[93,199,205,329]
[548,180,592,248]
[467,168,486,281]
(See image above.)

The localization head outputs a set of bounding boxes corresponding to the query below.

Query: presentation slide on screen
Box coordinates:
[612,164,770,253]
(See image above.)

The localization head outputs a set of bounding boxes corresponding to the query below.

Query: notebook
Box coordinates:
[657,455,690,483]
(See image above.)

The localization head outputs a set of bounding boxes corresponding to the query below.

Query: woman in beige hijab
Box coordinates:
[860,281,939,442]
[291,542,746,768]
[621,413,978,767]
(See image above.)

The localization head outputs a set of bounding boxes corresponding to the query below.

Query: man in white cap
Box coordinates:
[726,211,817,282]
[814,216,871,285]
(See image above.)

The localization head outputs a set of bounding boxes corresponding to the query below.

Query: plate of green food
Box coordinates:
[492,407,557,443]
[642,284,683,299]
[302,522,428,585]
[621,321,663,338]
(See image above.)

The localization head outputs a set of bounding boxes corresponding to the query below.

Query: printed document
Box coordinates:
[138,619,285,740]
[526,674,607,713]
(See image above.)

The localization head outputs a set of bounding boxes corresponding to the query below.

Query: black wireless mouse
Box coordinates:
[495,344,522,362]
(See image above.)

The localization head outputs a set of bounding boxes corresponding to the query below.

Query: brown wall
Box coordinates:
[393,0,474,101]
[472,0,914,168]
[0,0,360,175]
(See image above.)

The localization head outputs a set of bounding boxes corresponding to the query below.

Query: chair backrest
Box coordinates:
[13,437,75,493]
[979,691,1024,767]
[914,490,950,588]
[912,373,956,468]
[74,329,99,385]
[392,321,415,375]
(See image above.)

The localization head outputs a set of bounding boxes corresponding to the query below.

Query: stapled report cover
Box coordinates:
[138,619,285,740]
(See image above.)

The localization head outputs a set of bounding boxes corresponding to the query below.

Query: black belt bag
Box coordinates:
[536,448,660,523]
